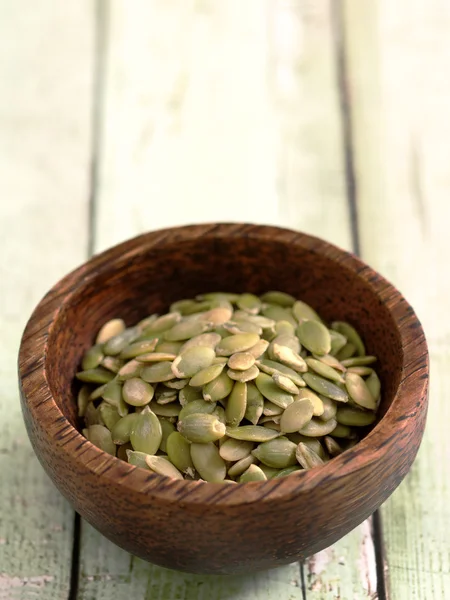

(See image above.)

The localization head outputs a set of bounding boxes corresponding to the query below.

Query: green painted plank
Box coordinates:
[78,1,376,599]
[0,2,94,598]
[343,0,450,598]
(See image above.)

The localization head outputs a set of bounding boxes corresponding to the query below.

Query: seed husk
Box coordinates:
[159,418,176,453]
[260,291,296,307]
[292,300,323,323]
[76,367,115,384]
[255,373,294,408]
[279,399,314,433]
[345,372,377,410]
[256,359,305,387]
[228,352,256,371]
[298,417,338,437]
[302,372,349,402]
[82,344,104,370]
[252,437,297,468]
[178,399,217,421]
[145,455,183,479]
[244,382,264,424]
[227,454,256,477]
[219,438,254,462]
[239,464,267,482]
[191,442,226,482]
[297,320,331,356]
[225,381,247,427]
[189,363,225,388]
[171,346,215,378]
[122,377,154,407]
[336,406,377,427]
[296,388,324,417]
[87,424,116,455]
[130,407,162,454]
[305,357,345,384]
[228,365,259,382]
[296,442,324,469]
[331,321,366,356]
[226,425,280,442]
[140,361,174,383]
[177,413,226,443]
[202,371,234,402]
[272,373,299,395]
[96,318,126,344]
[166,432,195,473]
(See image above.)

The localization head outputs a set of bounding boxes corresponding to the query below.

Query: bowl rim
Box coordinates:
[18,222,429,507]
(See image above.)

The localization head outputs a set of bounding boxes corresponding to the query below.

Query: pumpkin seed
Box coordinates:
[202,371,234,402]
[84,402,103,427]
[345,372,377,410]
[228,352,255,371]
[226,425,280,442]
[165,379,189,390]
[216,333,261,356]
[336,406,376,427]
[324,436,344,456]
[318,395,337,421]
[155,340,184,354]
[201,306,233,325]
[179,332,221,353]
[271,343,307,372]
[228,365,260,382]
[178,399,217,421]
[179,385,203,405]
[225,381,247,427]
[305,357,345,383]
[117,359,142,380]
[287,434,325,458]
[130,407,162,454]
[302,372,349,402]
[140,362,174,383]
[189,363,225,388]
[262,401,284,416]
[260,291,296,307]
[101,356,125,373]
[273,465,302,478]
[171,346,215,378]
[247,339,270,359]
[256,359,305,387]
[258,464,280,479]
[297,320,331,356]
[159,419,176,452]
[87,425,116,455]
[144,312,181,334]
[136,352,177,363]
[272,373,299,395]
[178,413,226,443]
[99,403,121,430]
[331,423,355,438]
[237,293,262,314]
[341,355,377,367]
[365,371,381,402]
[77,385,91,417]
[103,328,138,356]
[331,321,365,356]
[255,373,294,408]
[292,300,323,323]
[244,382,264,424]
[223,320,262,336]
[164,319,211,342]
[122,378,154,407]
[261,304,297,327]
[279,399,314,433]
[198,292,240,303]
[126,449,150,469]
[119,338,159,359]
[335,343,357,361]
[228,454,257,478]
[348,366,374,376]
[145,455,183,479]
[82,344,104,370]
[219,438,254,462]
[274,320,295,337]
[298,417,337,437]
[252,437,297,468]
[296,388,324,417]
[191,442,226,482]
[329,330,348,356]
[166,432,195,473]
[268,335,300,359]
[296,442,324,469]
[150,403,181,417]
[76,367,115,384]
[96,318,126,344]
[239,464,267,482]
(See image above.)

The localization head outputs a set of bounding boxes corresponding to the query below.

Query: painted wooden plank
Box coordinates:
[343,0,450,598]
[0,1,94,598]
[79,1,376,599]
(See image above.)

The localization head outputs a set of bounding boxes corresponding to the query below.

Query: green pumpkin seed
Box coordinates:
[324,436,344,456]
[331,321,365,356]
[252,437,297,468]
[255,373,294,408]
[329,330,348,356]
[271,344,307,372]
[314,353,346,372]
[228,352,256,371]
[296,442,324,469]
[178,413,226,443]
[273,465,302,478]
[203,371,234,402]
[262,401,283,416]
[144,312,181,334]
[122,377,154,407]
[292,300,323,323]
[76,367,115,384]
[191,442,226,482]
[236,293,262,314]
[155,388,178,404]
[82,344,104,370]
[198,292,240,303]
[335,343,357,361]
[219,438,254,461]
[98,403,121,430]
[226,425,280,442]
[336,406,376,427]
[269,334,300,358]
[279,399,314,433]
[212,355,228,364]
[225,381,247,427]
[227,454,256,478]
[77,385,91,417]
[172,346,215,378]
[117,359,142,380]
[261,304,297,327]
[155,340,184,354]
[239,464,267,482]
[302,372,348,402]
[246,339,270,359]
[178,399,217,421]
[145,455,183,479]
[348,366,374,376]
[305,357,345,384]
[126,449,150,469]
[166,432,195,473]
[182,301,212,315]
[117,442,132,461]
[341,355,377,367]
[140,361,174,383]
[103,328,138,356]
[331,423,356,438]
[297,320,331,356]
[274,320,295,336]
[169,299,200,315]
[179,386,203,405]
[164,378,189,390]
[136,352,177,363]
[345,372,377,410]
[201,307,233,326]
[159,419,176,452]
[136,314,158,331]
[318,395,337,421]
[245,315,277,330]
[164,319,211,342]
[286,434,325,458]
[189,363,225,388]
[119,338,159,359]
[179,332,221,353]
[260,291,296,307]
[258,465,280,479]
[272,373,299,395]
[130,407,162,454]
[256,359,305,387]
[365,371,381,402]
[212,405,226,426]
[296,388,324,417]
[96,318,126,344]
[244,382,264,424]
[215,333,261,356]
[101,356,125,373]
[84,402,103,427]
[87,424,116,455]
[228,365,260,382]
[150,403,181,417]
[299,417,337,437]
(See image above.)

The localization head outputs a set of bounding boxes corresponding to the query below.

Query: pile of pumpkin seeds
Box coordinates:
[76,291,381,483]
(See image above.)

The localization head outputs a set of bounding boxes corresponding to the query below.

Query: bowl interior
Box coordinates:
[45,231,403,433]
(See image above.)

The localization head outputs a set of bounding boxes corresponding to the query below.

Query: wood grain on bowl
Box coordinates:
[18,223,429,575]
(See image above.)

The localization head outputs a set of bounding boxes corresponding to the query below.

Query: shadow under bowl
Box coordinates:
[18,223,429,575]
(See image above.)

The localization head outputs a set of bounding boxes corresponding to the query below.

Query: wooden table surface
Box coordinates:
[1,1,449,599]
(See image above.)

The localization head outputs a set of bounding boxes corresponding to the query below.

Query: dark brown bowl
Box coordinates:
[18,223,429,575]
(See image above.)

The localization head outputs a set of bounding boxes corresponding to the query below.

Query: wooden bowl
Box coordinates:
[18,223,429,575]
